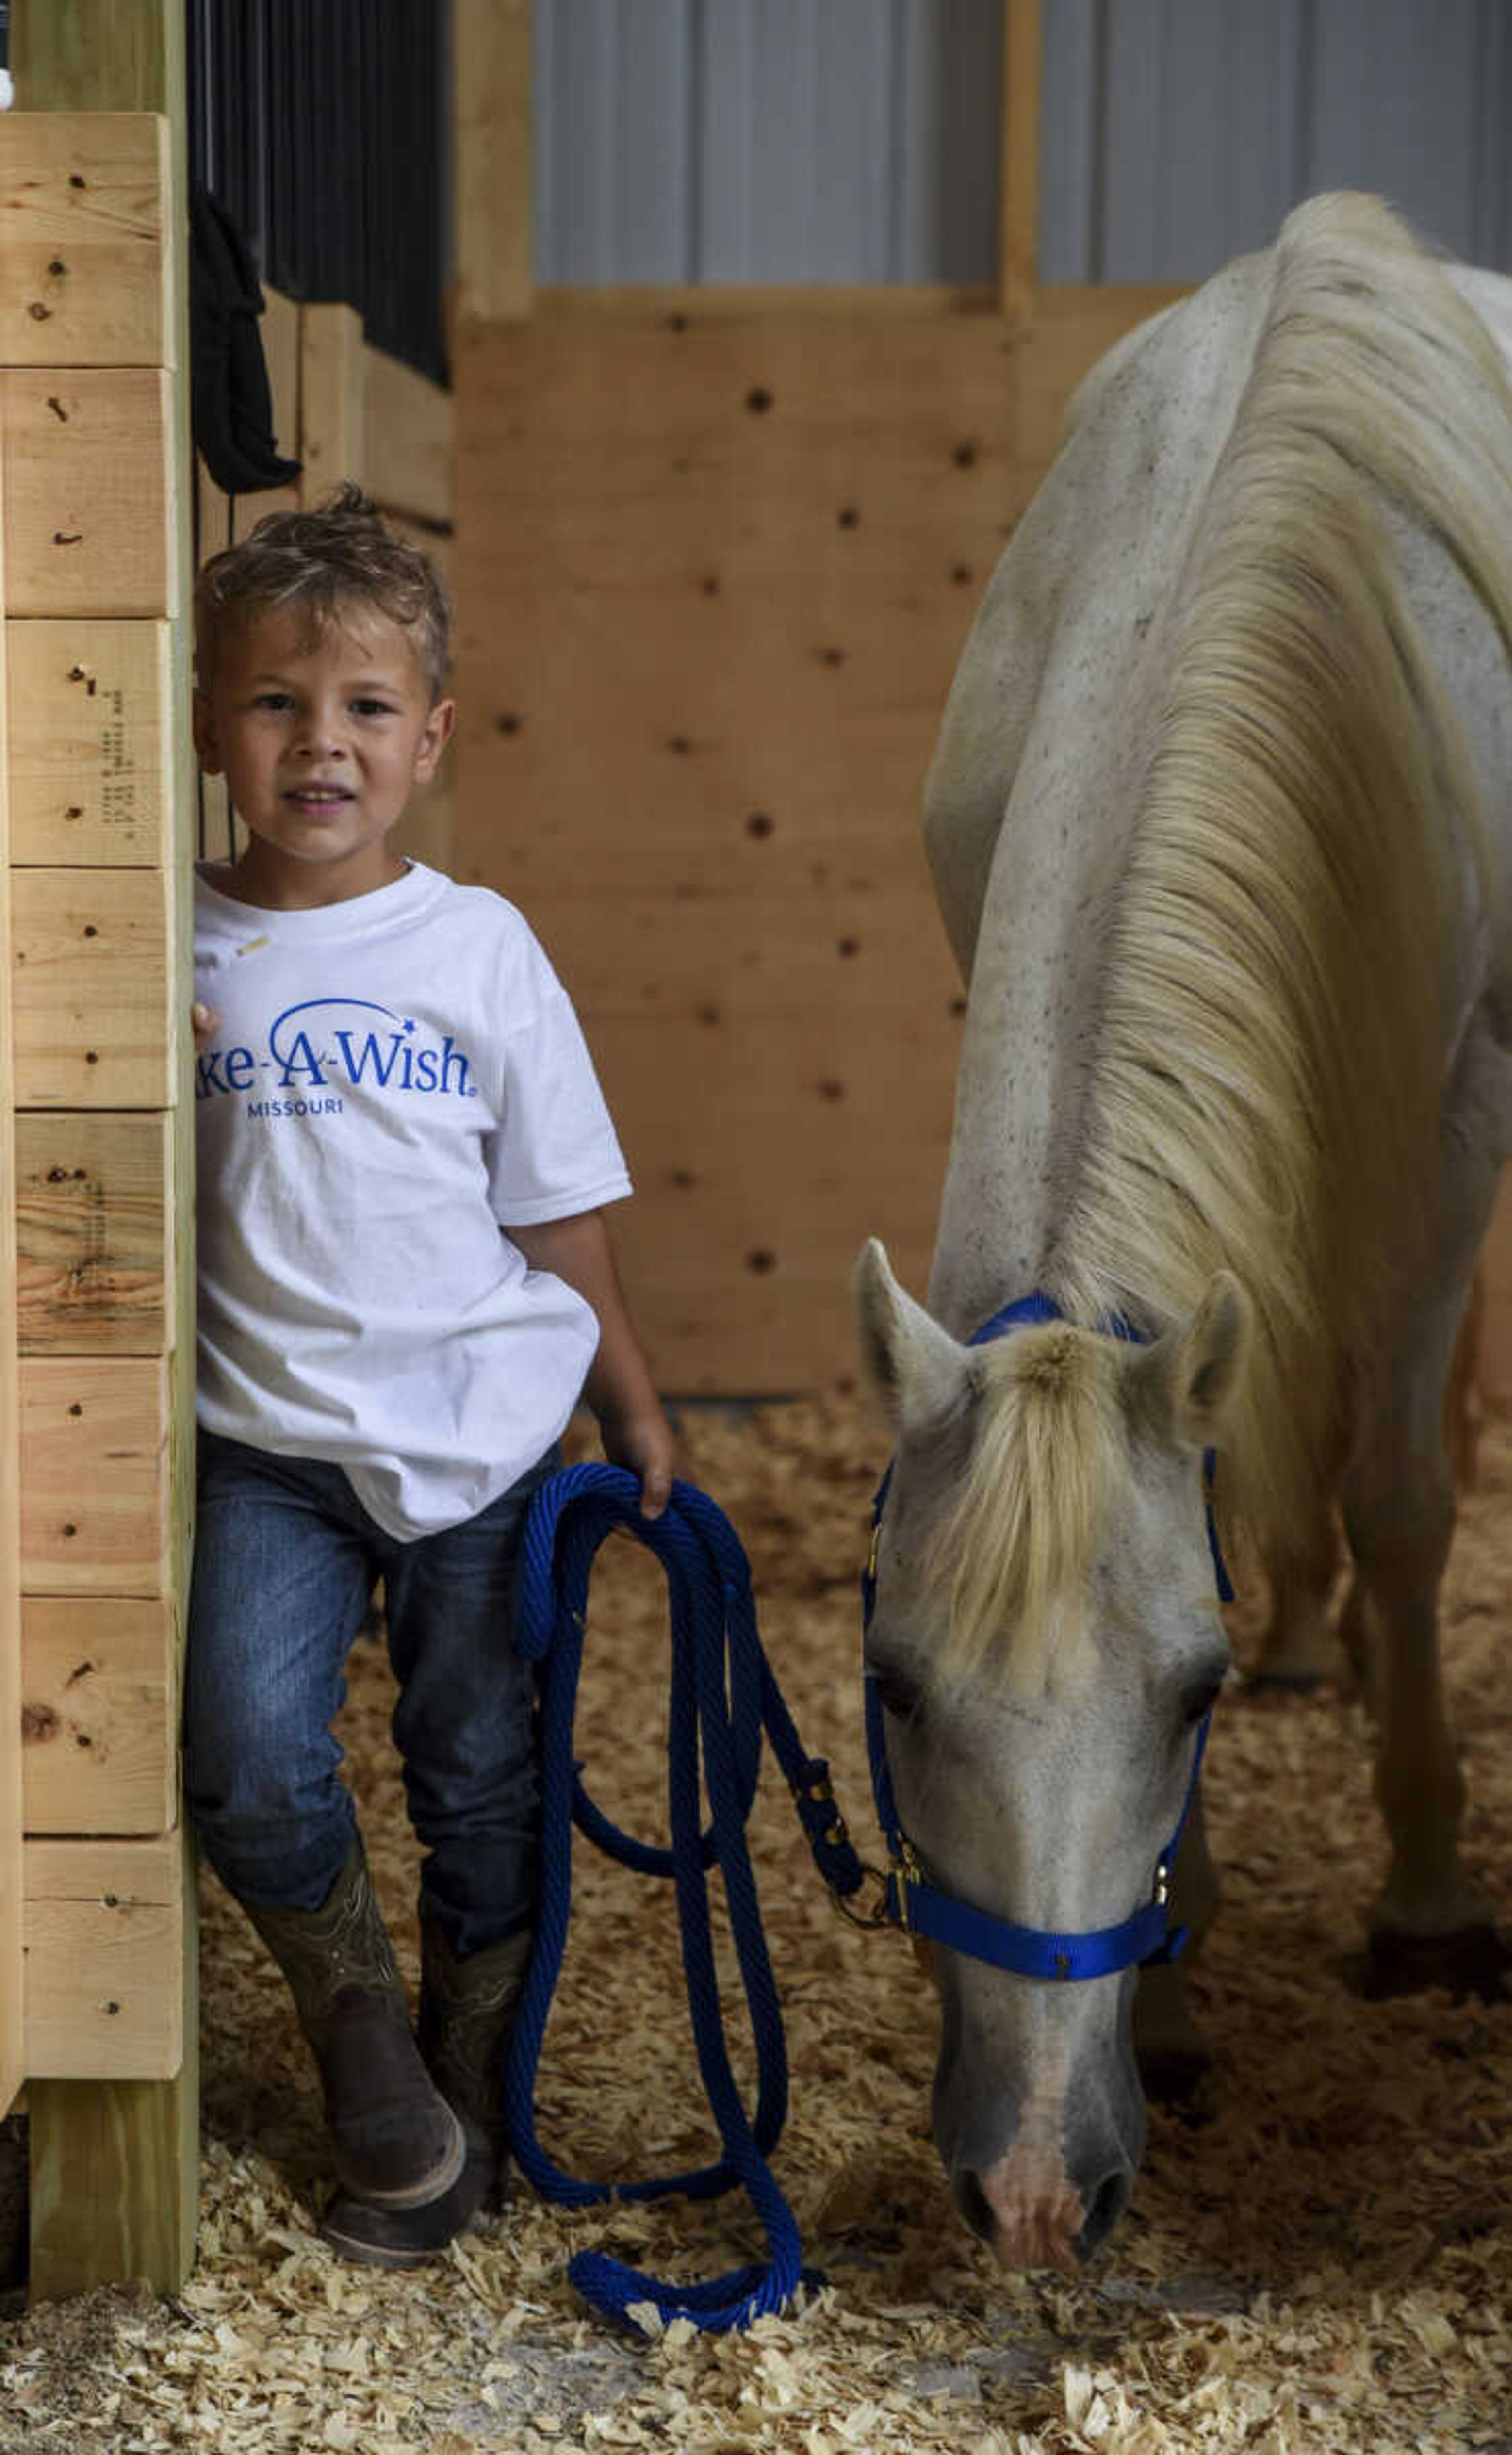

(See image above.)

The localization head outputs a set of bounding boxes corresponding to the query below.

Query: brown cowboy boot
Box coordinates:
[242,1839,465,2212]
[320,1914,532,2268]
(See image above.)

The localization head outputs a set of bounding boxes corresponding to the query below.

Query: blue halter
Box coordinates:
[860,1293,1230,1983]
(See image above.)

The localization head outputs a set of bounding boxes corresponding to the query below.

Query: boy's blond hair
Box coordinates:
[195,482,451,700]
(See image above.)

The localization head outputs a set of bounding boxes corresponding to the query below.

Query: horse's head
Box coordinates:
[853,1239,1250,2271]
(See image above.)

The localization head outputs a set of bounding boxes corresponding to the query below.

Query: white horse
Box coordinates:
[855,195,1512,2273]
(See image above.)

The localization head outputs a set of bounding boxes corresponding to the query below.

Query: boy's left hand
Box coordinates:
[599,1403,676,1520]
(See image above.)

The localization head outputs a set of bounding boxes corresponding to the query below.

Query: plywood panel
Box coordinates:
[456,304,1025,1389]
[9,619,172,864]
[0,112,171,367]
[11,865,172,1109]
[21,1597,176,1835]
[23,1832,182,2078]
[365,346,453,527]
[2,367,175,617]
[574,1010,958,1394]
[15,1111,171,1356]
[19,1356,170,1597]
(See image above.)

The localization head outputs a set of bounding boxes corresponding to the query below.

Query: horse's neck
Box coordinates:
[927,688,1151,1336]
[926,265,1273,1340]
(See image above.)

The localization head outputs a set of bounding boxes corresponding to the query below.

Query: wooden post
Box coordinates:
[12,0,199,2300]
[298,304,367,507]
[999,0,1043,326]
[0,386,22,2131]
[454,0,533,328]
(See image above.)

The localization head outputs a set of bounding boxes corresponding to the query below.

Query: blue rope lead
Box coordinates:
[506,1463,856,2335]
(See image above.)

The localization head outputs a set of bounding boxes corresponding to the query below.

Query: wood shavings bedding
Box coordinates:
[2,1394,1510,2454]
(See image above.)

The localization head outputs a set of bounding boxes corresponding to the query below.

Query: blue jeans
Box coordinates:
[184,1429,558,1956]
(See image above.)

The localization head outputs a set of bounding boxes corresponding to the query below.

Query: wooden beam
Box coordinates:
[11,867,172,1112]
[1000,0,1043,324]
[16,1112,172,1357]
[533,282,1001,321]
[23,1832,183,2079]
[454,0,532,326]
[22,1597,176,1837]
[12,0,200,2298]
[0,368,22,2126]
[298,303,365,508]
[12,4,183,119]
[27,1829,198,2298]
[0,113,172,368]
[19,1356,170,1598]
[2,368,176,620]
[9,620,174,867]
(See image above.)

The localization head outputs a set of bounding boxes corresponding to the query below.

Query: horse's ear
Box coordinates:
[852,1238,969,1432]
[1169,1271,1252,1449]
[1128,1271,1251,1453]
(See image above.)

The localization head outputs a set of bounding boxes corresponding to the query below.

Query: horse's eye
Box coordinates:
[1181,1676,1225,1729]
[869,1663,924,1723]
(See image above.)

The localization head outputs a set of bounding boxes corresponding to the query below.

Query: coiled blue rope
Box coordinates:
[505,1462,862,2335]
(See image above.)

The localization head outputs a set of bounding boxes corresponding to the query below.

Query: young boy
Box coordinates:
[187,483,674,2268]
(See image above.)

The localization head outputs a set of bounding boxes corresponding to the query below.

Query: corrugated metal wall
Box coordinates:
[533,0,1512,283]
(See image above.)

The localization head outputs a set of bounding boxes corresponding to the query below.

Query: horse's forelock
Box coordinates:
[923,1328,1128,1698]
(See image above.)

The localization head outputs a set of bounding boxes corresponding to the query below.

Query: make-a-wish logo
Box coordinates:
[196,998,480,1107]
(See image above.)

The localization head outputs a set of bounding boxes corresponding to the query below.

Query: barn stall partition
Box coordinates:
[0,71,198,2301]
[452,0,1512,1406]
[450,0,1188,1400]
[3,2,456,2303]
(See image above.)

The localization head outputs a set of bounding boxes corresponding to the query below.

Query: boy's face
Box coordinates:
[194,606,455,907]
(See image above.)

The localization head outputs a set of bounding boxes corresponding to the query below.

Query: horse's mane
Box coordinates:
[932,194,1512,1693]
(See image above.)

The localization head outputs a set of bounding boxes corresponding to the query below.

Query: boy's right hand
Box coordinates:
[191,1001,221,1055]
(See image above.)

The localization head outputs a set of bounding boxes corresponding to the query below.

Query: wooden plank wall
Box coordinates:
[453,0,1511,1404]
[452,0,1177,1397]
[0,324,20,2128]
[4,106,186,2085]
[9,0,203,2298]
[449,0,1184,1395]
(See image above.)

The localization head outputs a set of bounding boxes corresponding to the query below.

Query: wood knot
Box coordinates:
[21,1704,59,1744]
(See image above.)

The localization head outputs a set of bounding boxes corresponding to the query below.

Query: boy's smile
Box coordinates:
[195,606,455,909]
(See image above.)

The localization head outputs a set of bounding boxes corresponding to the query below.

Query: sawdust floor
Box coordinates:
[3,1396,1512,2454]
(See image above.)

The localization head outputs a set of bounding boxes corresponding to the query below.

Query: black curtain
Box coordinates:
[187,0,448,389]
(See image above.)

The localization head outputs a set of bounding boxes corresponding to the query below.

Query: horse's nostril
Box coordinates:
[1076,2167,1130,2258]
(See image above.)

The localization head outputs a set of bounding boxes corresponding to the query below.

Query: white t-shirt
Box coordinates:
[193,861,632,1538]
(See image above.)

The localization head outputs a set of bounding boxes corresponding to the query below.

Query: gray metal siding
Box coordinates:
[533,0,1512,284]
